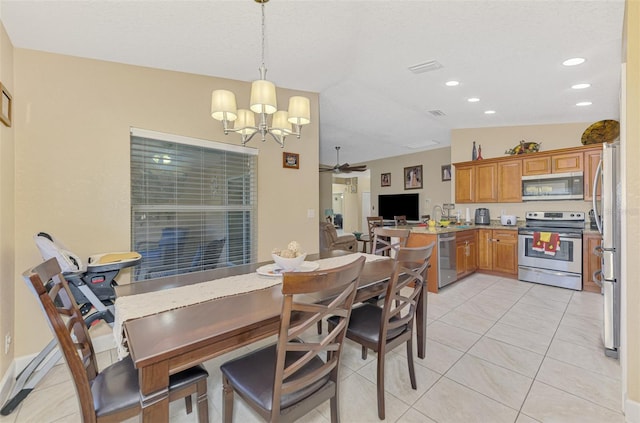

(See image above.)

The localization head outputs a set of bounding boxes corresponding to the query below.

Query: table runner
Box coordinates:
[114,253,388,358]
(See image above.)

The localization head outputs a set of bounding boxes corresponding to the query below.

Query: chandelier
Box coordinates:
[210,0,311,148]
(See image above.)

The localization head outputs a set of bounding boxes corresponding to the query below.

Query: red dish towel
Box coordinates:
[532,232,560,256]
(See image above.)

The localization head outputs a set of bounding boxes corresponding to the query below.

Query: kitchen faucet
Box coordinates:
[432,205,443,223]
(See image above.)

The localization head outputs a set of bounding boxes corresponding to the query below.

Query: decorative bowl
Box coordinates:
[352,231,362,240]
[439,220,451,227]
[272,252,307,271]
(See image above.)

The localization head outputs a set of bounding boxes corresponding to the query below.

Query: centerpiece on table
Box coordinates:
[272,241,307,271]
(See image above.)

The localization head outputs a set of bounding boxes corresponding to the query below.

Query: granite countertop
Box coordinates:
[408,220,521,234]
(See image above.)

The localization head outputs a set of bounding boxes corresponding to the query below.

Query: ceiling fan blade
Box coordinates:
[346,165,367,171]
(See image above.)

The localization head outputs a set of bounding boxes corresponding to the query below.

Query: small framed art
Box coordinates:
[404,165,423,190]
[0,84,12,127]
[381,173,391,187]
[283,152,299,169]
[441,164,452,181]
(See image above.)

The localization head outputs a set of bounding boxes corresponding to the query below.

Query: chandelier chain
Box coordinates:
[260,2,266,69]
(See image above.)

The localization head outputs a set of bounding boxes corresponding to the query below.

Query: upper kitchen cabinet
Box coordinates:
[522,151,583,176]
[584,147,602,201]
[454,158,521,203]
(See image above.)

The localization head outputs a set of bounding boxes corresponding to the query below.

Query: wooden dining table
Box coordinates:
[115,250,429,422]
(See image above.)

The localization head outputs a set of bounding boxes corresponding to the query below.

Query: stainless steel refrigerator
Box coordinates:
[593,141,621,358]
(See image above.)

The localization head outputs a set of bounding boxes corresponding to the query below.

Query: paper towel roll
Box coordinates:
[465,208,471,223]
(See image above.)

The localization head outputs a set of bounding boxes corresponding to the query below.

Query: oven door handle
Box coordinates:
[518,230,582,239]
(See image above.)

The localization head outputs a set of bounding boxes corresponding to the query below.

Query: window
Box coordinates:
[130,128,257,281]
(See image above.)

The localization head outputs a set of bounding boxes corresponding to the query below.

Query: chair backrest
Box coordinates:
[366,216,384,240]
[394,215,408,226]
[372,227,410,257]
[33,232,83,272]
[23,257,98,421]
[271,256,366,418]
[319,221,339,248]
[380,243,434,344]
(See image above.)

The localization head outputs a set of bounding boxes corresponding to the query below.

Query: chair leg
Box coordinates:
[361,346,368,360]
[196,379,209,423]
[407,339,417,389]
[222,375,234,423]
[185,394,193,414]
[376,352,386,420]
[330,391,340,423]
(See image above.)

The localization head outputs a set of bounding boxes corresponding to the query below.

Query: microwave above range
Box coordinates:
[521,172,584,201]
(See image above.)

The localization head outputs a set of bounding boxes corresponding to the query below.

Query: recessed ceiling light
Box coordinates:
[572,83,591,89]
[467,97,480,103]
[484,110,496,114]
[445,80,459,87]
[576,101,592,106]
[563,57,586,66]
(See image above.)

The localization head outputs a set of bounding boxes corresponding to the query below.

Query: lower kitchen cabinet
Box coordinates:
[583,232,603,293]
[478,228,518,276]
[456,230,477,279]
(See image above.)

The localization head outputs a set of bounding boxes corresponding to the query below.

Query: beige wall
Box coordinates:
[365,147,452,220]
[623,0,640,410]
[450,123,596,220]
[12,49,320,356]
[0,22,15,379]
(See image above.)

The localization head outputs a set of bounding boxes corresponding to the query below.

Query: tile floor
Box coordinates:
[0,273,623,422]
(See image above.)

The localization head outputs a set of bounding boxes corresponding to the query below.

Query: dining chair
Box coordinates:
[327,243,434,420]
[220,256,366,423]
[23,257,210,423]
[393,215,408,226]
[371,226,411,257]
[361,216,384,254]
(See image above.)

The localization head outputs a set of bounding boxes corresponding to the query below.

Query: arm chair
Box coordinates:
[327,243,435,420]
[220,256,366,423]
[23,258,209,423]
[319,221,357,252]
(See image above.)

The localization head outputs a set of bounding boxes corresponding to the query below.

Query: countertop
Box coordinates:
[405,220,521,235]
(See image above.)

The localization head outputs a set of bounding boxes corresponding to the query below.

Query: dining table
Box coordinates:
[114,250,429,422]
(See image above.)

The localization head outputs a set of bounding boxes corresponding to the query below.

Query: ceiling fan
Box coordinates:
[319,146,367,173]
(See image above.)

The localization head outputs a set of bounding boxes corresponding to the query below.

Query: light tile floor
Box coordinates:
[0,273,623,422]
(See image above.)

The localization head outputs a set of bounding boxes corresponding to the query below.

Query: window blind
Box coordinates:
[130,129,257,281]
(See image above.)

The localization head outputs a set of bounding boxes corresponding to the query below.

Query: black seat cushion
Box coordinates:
[92,355,208,418]
[328,303,407,346]
[220,341,330,411]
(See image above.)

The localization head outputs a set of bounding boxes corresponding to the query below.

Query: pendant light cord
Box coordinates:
[260,2,266,70]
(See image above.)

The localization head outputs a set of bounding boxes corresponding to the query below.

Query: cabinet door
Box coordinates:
[522,156,551,176]
[467,235,478,273]
[497,159,522,202]
[492,230,518,275]
[477,229,493,270]
[455,165,475,203]
[583,233,602,293]
[584,148,602,201]
[456,241,467,278]
[475,163,498,202]
[552,152,583,173]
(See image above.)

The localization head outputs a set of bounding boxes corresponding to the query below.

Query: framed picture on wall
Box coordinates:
[441,164,452,181]
[404,165,423,190]
[381,173,391,187]
[282,152,300,169]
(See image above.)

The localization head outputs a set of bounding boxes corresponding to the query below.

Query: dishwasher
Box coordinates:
[437,233,457,288]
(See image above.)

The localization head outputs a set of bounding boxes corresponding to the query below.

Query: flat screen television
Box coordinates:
[378,193,419,221]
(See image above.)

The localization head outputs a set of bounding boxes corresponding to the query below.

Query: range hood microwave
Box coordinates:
[521,172,584,201]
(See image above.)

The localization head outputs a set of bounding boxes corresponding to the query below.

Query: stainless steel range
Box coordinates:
[518,211,585,290]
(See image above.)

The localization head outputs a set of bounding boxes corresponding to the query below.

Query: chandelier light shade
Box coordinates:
[210,0,311,147]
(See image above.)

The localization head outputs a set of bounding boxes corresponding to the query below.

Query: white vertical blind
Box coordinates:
[130,129,257,280]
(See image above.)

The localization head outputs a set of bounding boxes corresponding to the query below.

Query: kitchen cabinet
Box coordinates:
[455,165,475,203]
[455,159,521,203]
[583,232,602,293]
[456,230,478,279]
[584,147,602,201]
[478,228,518,276]
[522,151,583,176]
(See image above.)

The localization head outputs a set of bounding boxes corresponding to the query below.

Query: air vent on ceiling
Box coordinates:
[404,140,440,149]
[408,60,443,74]
[428,109,447,117]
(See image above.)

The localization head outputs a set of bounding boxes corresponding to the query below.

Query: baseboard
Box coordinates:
[0,360,16,407]
[627,395,640,423]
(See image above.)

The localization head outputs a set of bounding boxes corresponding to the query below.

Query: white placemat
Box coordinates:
[114,253,388,358]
